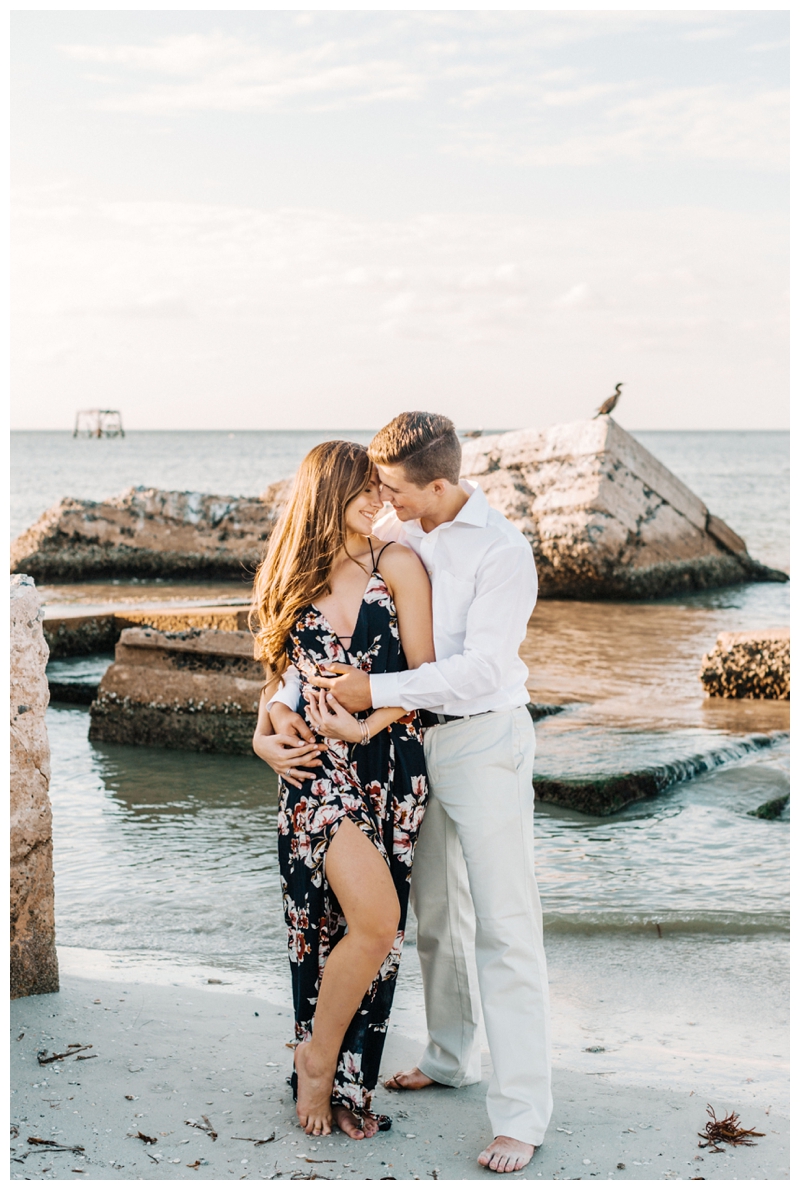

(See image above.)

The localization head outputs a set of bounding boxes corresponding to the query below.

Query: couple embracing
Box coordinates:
[252,411,551,1174]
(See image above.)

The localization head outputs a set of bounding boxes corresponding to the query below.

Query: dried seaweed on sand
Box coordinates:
[698,1104,765,1151]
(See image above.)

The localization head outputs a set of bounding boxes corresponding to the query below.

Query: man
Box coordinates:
[259,412,551,1173]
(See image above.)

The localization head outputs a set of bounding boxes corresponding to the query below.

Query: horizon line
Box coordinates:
[10,425,790,434]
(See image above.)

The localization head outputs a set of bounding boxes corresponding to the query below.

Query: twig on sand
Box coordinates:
[186,1115,218,1141]
[37,1044,92,1065]
[130,1130,157,1145]
[232,1132,277,1145]
[698,1105,765,1151]
[26,1137,86,1154]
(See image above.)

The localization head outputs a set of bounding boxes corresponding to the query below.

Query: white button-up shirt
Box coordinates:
[270,480,536,717]
[369,480,536,714]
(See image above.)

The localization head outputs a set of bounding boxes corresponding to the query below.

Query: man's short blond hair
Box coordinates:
[368,411,461,487]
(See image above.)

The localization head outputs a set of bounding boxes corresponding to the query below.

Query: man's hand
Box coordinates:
[309,663,372,714]
[253,732,323,789]
[271,703,315,743]
[253,702,325,789]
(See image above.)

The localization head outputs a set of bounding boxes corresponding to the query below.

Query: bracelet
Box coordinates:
[358,718,371,747]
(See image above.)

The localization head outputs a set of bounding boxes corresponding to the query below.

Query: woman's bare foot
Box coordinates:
[331,1104,382,1140]
[294,1042,334,1136]
[477,1136,536,1174]
[383,1066,437,1091]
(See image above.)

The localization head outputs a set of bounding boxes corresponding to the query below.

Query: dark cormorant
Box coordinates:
[594,383,623,417]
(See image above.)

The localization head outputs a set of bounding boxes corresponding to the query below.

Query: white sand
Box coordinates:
[10,972,788,1181]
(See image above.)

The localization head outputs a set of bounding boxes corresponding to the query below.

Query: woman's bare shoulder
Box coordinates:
[372,539,427,582]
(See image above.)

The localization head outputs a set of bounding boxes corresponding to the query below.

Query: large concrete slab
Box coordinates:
[89,627,263,755]
[461,417,786,598]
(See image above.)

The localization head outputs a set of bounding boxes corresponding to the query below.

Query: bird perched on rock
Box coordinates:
[594,383,623,417]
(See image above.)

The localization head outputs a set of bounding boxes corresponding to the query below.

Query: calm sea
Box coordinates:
[10,429,790,1103]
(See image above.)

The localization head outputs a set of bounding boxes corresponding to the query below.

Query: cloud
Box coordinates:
[553,283,604,310]
[11,191,787,428]
[60,32,422,113]
[52,18,787,173]
[445,85,787,171]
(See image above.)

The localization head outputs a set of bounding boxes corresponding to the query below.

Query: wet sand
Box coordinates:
[10,970,788,1182]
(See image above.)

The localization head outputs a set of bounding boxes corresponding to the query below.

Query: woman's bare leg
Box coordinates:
[294,818,400,1138]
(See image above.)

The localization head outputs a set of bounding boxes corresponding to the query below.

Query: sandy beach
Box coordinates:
[10,954,788,1182]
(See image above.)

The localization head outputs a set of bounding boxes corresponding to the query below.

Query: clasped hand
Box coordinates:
[305,688,364,744]
[309,662,372,713]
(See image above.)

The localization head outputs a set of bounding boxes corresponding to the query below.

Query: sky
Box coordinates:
[11,7,789,431]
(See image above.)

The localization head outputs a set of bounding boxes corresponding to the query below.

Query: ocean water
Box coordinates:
[10,428,789,1102]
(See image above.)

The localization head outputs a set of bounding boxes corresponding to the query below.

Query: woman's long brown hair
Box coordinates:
[250,440,373,685]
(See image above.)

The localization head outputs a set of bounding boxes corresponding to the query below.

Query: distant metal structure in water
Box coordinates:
[73,409,125,438]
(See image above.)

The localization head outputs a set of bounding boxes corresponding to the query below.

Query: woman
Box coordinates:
[251,440,434,1142]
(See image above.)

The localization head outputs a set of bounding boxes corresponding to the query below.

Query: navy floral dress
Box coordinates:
[277,544,428,1118]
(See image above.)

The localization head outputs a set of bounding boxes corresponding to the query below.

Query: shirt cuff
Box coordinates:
[369,671,404,709]
[268,686,300,712]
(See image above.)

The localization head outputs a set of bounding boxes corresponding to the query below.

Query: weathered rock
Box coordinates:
[747,793,789,820]
[11,480,292,582]
[89,627,264,754]
[700,629,790,700]
[460,417,788,599]
[44,603,251,658]
[10,576,59,998]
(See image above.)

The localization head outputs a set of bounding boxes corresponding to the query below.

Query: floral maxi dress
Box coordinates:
[277,549,428,1117]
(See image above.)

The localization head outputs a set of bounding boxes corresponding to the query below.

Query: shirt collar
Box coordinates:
[453,479,489,527]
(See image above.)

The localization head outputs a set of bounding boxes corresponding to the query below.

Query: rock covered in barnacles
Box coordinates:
[700,629,790,700]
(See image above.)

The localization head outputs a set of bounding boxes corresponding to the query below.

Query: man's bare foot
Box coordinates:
[294,1041,334,1136]
[331,1104,380,1140]
[477,1136,536,1174]
[383,1066,437,1091]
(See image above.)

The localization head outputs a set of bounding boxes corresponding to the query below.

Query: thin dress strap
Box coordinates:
[367,538,377,570]
[373,541,395,572]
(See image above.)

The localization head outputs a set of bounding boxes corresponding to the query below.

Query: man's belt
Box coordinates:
[417,708,493,728]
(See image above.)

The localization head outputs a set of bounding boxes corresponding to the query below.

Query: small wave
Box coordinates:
[535,730,790,815]
[543,910,789,937]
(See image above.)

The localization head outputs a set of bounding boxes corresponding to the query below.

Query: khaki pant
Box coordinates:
[412,706,552,1146]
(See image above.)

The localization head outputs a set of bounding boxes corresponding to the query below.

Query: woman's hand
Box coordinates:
[306,688,363,744]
